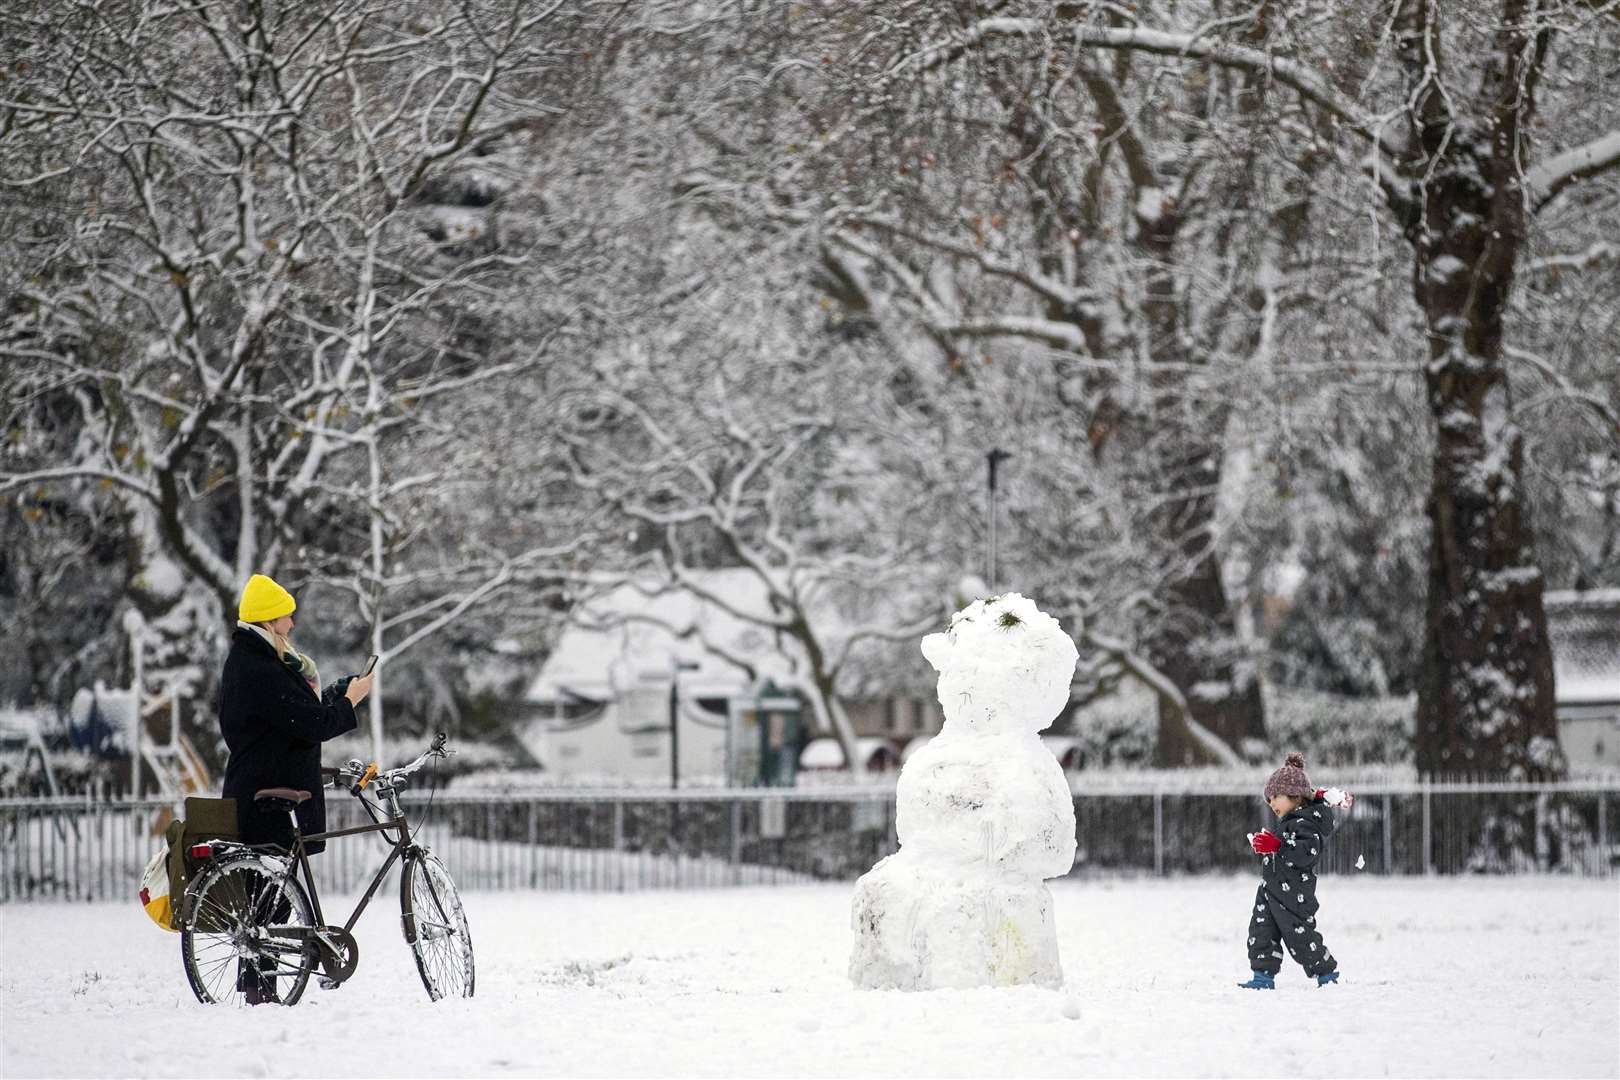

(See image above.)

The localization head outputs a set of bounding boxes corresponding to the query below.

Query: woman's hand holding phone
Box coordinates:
[344,671,374,706]
[343,658,377,706]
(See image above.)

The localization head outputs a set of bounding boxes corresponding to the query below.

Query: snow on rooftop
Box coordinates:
[0,707,50,741]
[526,570,795,705]
[1544,588,1620,704]
[799,736,898,770]
[1558,673,1620,706]
[527,568,941,705]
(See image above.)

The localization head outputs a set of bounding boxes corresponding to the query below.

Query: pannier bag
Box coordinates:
[139,824,181,931]
[138,797,239,932]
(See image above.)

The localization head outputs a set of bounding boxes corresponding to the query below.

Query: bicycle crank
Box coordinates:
[270,924,360,987]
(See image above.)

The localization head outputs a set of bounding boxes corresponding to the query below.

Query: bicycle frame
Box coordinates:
[211,786,426,989]
[236,747,445,952]
[291,803,417,939]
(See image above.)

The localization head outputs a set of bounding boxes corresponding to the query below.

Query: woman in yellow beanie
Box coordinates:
[219,573,373,854]
[219,573,374,1003]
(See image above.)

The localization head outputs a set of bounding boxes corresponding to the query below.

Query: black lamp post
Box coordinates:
[987,448,1012,590]
[669,659,701,790]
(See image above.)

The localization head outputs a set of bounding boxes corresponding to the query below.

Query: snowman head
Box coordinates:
[920,593,1077,735]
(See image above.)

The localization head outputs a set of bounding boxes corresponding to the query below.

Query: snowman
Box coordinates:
[849,593,1078,990]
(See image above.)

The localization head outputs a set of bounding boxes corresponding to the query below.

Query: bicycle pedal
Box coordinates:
[318,977,342,990]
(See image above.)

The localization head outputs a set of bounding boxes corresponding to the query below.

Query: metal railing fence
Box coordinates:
[2,781,1615,902]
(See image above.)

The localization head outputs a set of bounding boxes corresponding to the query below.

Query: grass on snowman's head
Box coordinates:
[996,609,1022,629]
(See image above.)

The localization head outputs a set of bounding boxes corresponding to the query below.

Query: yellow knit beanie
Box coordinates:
[238,573,296,623]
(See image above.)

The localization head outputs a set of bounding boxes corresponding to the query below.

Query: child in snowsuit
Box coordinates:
[1238,752,1353,989]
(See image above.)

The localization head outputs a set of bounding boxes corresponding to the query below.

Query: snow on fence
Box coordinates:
[2,781,1615,902]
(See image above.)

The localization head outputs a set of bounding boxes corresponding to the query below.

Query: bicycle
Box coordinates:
[177,733,474,1005]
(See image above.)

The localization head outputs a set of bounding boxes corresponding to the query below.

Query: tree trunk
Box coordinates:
[1400,0,1563,780]
[1408,204,1562,779]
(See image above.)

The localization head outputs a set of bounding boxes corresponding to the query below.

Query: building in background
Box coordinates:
[517,570,941,785]
[1545,589,1620,770]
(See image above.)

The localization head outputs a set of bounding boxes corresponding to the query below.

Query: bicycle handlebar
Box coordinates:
[331,732,452,794]
[389,731,453,780]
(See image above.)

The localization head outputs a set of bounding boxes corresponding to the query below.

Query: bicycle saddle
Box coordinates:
[255,787,312,814]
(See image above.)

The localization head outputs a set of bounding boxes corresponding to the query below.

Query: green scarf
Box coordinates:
[282,647,321,691]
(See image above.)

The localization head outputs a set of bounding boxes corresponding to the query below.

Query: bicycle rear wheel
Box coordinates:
[181,853,318,1006]
[400,850,474,1000]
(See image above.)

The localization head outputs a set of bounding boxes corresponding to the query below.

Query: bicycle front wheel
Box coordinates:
[181,853,318,1006]
[401,850,475,1000]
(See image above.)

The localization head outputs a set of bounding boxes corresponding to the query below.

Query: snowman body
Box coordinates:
[849,594,1078,990]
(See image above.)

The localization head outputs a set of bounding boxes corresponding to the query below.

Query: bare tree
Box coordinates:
[1,0,603,761]
[893,1,1620,776]
[554,282,955,769]
[660,2,1417,762]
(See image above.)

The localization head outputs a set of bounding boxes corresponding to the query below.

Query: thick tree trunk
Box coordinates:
[1409,234,1562,779]
[1398,0,1563,780]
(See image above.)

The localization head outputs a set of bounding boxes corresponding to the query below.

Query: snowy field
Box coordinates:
[2,877,1616,1079]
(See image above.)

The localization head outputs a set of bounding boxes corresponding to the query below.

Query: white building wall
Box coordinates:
[523,698,732,785]
[1558,714,1620,770]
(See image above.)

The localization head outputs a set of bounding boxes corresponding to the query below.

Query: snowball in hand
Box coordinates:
[849,593,1079,990]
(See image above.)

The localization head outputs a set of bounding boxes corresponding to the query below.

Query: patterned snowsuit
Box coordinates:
[1246,796,1339,978]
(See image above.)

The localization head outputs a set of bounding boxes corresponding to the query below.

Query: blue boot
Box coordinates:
[1237,970,1275,990]
[1316,971,1340,987]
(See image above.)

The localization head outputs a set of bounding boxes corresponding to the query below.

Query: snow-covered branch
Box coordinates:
[961,18,1404,160]
[1526,241,1619,276]
[0,467,158,500]
[379,544,570,663]
[835,214,1098,313]
[1082,629,1244,767]
[827,233,1091,352]
[1505,346,1620,436]
[1528,130,1620,213]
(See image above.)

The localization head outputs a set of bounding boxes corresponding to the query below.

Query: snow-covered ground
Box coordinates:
[3,877,1616,1078]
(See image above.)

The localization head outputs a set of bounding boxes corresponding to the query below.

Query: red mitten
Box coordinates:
[1248,829,1281,854]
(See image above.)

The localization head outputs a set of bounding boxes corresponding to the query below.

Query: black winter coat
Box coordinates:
[1259,796,1340,916]
[219,627,357,853]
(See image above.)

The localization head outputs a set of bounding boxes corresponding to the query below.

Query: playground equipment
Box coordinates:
[119,609,211,803]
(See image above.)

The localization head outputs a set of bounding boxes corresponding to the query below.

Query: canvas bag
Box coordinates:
[176,796,240,932]
[139,819,184,931]
[138,797,239,932]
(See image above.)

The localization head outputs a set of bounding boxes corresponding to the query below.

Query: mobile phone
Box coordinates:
[359,654,378,678]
